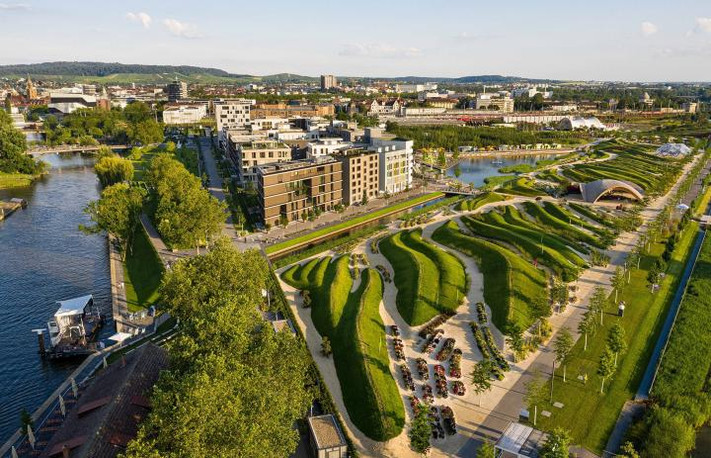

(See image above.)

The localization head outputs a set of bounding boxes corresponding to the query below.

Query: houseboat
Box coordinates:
[37,295,104,359]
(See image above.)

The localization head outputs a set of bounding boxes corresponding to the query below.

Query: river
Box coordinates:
[446,153,559,186]
[0,154,112,443]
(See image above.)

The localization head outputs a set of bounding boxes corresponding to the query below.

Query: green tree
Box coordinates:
[606,323,627,366]
[471,360,493,407]
[321,336,332,357]
[129,119,164,145]
[524,371,545,426]
[125,242,312,458]
[619,441,639,458]
[80,183,146,260]
[553,327,574,383]
[146,155,225,250]
[597,347,616,393]
[642,408,695,458]
[408,403,431,454]
[589,286,608,326]
[94,155,134,187]
[577,310,597,351]
[0,110,45,175]
[539,427,572,458]
[506,322,527,362]
[611,266,625,303]
[477,440,496,458]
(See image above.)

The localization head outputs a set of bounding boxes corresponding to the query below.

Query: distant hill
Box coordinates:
[0,61,556,85]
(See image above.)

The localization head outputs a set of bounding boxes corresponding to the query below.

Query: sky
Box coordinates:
[1,0,711,81]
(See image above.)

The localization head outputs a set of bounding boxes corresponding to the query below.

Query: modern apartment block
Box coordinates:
[370,137,413,194]
[163,103,207,125]
[339,149,380,206]
[306,138,352,158]
[257,157,343,226]
[320,74,337,91]
[226,137,291,185]
[251,102,334,119]
[474,93,514,112]
[215,99,253,149]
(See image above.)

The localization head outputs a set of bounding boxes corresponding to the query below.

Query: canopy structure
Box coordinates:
[55,295,94,317]
[580,179,644,203]
[495,422,547,457]
[107,332,133,343]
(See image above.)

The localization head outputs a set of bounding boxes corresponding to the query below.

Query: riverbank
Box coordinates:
[0,172,39,190]
[459,148,574,159]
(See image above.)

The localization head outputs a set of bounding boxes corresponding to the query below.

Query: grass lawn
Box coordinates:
[499,177,547,197]
[281,257,405,440]
[432,220,548,330]
[467,213,581,282]
[265,192,444,255]
[457,192,507,212]
[0,172,35,189]
[535,221,699,453]
[123,225,164,312]
[501,206,590,255]
[523,201,607,249]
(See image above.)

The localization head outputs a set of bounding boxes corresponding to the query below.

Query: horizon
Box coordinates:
[0,0,710,82]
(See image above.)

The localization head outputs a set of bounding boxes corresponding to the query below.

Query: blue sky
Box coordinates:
[1,0,710,81]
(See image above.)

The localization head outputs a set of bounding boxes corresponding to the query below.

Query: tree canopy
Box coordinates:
[145,155,225,249]
[0,110,45,174]
[124,241,312,458]
[80,183,146,259]
[94,154,134,187]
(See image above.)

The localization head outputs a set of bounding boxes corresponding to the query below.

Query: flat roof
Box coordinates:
[258,156,338,174]
[496,422,545,457]
[308,415,346,450]
[56,295,93,317]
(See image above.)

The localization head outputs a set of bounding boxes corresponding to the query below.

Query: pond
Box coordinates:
[445,153,560,187]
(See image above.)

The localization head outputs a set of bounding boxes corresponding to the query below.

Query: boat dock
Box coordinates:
[0,198,27,221]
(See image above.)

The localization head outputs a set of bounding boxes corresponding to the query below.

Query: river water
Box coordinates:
[446,153,559,186]
[0,154,112,443]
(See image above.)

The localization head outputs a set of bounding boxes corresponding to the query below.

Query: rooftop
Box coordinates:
[258,156,338,174]
[308,415,346,450]
[495,422,546,457]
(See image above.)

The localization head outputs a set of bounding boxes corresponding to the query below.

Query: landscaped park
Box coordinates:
[274,138,711,457]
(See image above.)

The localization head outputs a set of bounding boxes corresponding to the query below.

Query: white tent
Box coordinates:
[55,295,93,316]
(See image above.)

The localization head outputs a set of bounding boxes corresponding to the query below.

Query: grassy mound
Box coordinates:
[466,213,581,281]
[523,201,608,249]
[380,229,467,325]
[457,192,506,212]
[281,257,405,441]
[432,220,548,330]
[500,206,590,255]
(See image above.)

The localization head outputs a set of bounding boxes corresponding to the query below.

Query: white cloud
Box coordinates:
[0,3,30,11]
[695,17,711,33]
[641,21,658,37]
[339,43,421,59]
[126,12,151,29]
[162,18,202,38]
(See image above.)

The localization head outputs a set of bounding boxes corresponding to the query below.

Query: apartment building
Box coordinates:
[340,149,380,206]
[166,79,188,102]
[306,138,352,158]
[257,157,343,226]
[320,74,337,91]
[370,136,413,194]
[215,99,253,149]
[226,137,292,185]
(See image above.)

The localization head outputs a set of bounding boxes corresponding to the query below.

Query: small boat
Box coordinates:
[491,159,504,165]
[35,294,104,360]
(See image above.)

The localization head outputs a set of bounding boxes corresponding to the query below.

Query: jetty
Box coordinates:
[0,198,27,221]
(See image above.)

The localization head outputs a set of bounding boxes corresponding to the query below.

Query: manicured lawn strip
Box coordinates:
[499,177,547,197]
[347,269,406,440]
[281,257,321,290]
[401,229,467,314]
[468,214,580,281]
[536,169,568,184]
[536,221,699,453]
[523,201,607,249]
[542,201,614,239]
[123,224,164,312]
[652,234,711,415]
[281,258,405,441]
[500,206,590,255]
[432,220,548,330]
[457,192,506,211]
[380,231,441,325]
[568,202,619,229]
[265,192,444,255]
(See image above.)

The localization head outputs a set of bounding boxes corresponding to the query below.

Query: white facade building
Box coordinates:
[215,99,253,149]
[395,83,438,93]
[371,137,413,194]
[163,104,208,125]
[307,138,352,158]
